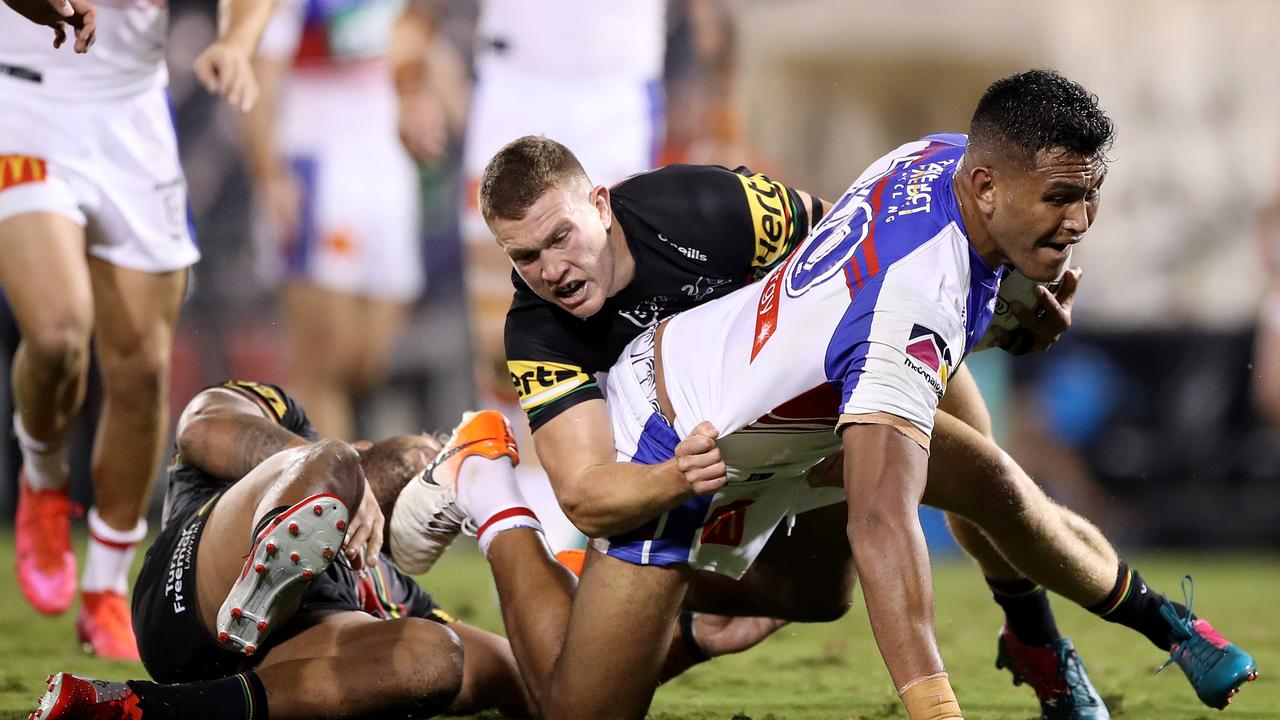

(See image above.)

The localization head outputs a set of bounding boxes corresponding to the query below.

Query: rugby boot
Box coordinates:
[15,471,79,616]
[996,624,1109,719]
[30,673,141,720]
[76,591,139,661]
[1156,576,1258,709]
[389,410,520,574]
[216,494,349,655]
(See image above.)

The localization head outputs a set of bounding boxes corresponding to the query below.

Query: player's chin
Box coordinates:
[1015,247,1071,282]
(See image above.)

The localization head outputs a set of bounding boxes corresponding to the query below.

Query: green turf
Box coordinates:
[0,531,1275,719]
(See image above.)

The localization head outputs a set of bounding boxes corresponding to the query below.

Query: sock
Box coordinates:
[1088,560,1190,651]
[130,671,269,720]
[987,577,1061,646]
[13,412,69,490]
[82,507,147,595]
[455,455,542,556]
[250,506,291,544]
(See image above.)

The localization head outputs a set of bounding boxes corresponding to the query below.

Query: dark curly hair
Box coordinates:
[968,69,1114,166]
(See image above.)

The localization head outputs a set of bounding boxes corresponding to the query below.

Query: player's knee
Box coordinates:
[98,344,170,408]
[389,619,465,714]
[969,459,1038,528]
[304,438,366,506]
[23,320,90,375]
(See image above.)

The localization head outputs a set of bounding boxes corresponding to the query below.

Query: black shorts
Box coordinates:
[132,489,450,684]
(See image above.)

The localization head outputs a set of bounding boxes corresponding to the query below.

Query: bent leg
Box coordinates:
[924,410,1117,607]
[544,549,690,720]
[195,440,365,634]
[252,611,463,720]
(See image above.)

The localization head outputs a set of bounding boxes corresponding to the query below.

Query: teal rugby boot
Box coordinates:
[1156,576,1258,709]
[996,624,1110,719]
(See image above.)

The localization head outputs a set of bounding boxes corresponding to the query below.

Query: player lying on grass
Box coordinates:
[30,381,774,720]
[394,71,1257,719]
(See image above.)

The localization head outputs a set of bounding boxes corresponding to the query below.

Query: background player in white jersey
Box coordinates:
[0,0,272,659]
[243,0,457,440]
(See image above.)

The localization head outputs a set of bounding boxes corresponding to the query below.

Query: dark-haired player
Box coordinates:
[31,382,529,719]
[398,70,1257,719]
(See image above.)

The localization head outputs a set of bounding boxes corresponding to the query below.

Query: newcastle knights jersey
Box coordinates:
[635,134,1004,472]
[505,164,817,430]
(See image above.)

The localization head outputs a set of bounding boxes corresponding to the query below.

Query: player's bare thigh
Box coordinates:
[0,212,93,347]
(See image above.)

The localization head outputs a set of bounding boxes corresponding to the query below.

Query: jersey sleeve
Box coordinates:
[218,380,319,441]
[826,273,963,450]
[610,164,812,280]
[504,289,603,431]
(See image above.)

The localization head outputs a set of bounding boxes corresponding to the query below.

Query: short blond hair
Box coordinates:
[478,135,591,223]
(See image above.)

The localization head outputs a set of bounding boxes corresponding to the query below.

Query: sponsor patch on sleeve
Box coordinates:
[0,155,47,192]
[735,172,796,270]
[507,360,593,413]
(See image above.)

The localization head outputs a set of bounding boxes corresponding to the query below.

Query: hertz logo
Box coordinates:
[736,172,794,271]
[507,360,591,411]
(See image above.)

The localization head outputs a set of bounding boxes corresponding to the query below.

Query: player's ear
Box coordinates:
[592,184,612,227]
[968,166,997,218]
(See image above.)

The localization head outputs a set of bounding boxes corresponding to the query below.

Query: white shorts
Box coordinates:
[0,85,199,273]
[593,327,845,579]
[256,72,424,302]
[460,71,663,243]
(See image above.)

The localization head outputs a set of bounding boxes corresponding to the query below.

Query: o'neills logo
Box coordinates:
[903,324,952,399]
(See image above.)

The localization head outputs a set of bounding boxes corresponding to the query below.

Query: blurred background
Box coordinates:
[3,0,1279,551]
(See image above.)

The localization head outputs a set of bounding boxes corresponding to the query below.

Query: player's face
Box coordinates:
[492,182,617,318]
[990,148,1104,282]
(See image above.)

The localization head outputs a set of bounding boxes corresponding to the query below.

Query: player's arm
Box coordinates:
[842,421,962,719]
[240,46,302,244]
[390,0,464,162]
[192,0,275,112]
[175,388,311,482]
[535,401,705,538]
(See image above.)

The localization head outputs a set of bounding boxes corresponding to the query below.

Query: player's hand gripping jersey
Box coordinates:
[597,135,1005,576]
[505,164,817,430]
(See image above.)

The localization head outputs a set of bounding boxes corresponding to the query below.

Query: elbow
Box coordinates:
[557,490,609,539]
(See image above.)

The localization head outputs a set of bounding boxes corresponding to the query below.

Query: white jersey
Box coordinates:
[618,134,1004,473]
[474,0,663,83]
[0,0,167,100]
[595,134,1004,577]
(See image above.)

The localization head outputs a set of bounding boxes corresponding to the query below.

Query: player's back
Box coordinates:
[0,0,167,100]
[618,134,1002,477]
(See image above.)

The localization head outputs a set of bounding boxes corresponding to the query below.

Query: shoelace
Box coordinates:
[1156,575,1212,675]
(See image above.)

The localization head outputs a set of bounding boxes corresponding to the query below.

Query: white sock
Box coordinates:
[13,412,69,491]
[455,455,543,557]
[82,507,147,595]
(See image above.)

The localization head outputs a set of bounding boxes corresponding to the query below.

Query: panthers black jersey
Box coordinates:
[505,164,817,430]
[161,380,319,529]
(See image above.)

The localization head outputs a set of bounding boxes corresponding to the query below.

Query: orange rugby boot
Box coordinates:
[15,470,78,616]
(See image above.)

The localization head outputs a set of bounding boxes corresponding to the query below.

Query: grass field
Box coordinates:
[0,533,1275,719]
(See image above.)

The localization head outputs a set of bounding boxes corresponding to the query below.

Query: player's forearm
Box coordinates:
[242,57,285,181]
[178,412,310,480]
[215,0,271,53]
[390,0,433,98]
[560,460,692,538]
[849,513,945,691]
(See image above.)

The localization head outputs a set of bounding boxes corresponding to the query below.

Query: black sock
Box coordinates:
[988,577,1061,646]
[129,671,269,720]
[1088,561,1190,652]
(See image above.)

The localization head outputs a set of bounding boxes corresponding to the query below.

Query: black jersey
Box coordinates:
[161,380,320,530]
[505,164,816,430]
